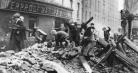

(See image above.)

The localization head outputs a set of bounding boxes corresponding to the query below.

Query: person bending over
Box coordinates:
[51,30,69,48]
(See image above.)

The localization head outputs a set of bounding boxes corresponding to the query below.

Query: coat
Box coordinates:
[9,19,26,51]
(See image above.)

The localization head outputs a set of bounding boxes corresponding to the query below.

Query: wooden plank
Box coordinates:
[92,47,114,69]
[124,37,138,53]
[79,56,93,73]
[117,43,126,54]
[97,38,109,47]
[115,49,138,69]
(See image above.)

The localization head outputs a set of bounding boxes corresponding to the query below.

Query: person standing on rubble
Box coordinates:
[79,17,94,42]
[9,13,26,52]
[103,27,111,42]
[80,17,94,32]
[51,30,69,50]
[81,23,98,58]
[65,20,80,46]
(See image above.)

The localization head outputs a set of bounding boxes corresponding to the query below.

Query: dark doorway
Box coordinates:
[55,18,64,31]
[28,15,38,37]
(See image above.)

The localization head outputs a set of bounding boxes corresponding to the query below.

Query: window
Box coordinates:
[28,15,38,37]
[85,0,88,7]
[70,0,73,8]
[85,11,87,21]
[95,0,97,11]
[90,0,92,8]
[97,0,100,12]
[89,12,91,18]
[77,2,80,18]
[62,0,64,6]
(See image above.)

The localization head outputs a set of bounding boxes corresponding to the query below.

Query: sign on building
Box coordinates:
[0,0,72,19]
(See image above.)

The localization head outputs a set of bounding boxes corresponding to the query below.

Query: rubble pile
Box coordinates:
[0,43,86,73]
[0,41,137,73]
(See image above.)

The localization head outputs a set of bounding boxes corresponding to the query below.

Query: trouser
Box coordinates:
[70,36,79,46]
[56,38,68,47]
[82,40,97,57]
[16,40,25,51]
[96,38,110,57]
[9,38,24,52]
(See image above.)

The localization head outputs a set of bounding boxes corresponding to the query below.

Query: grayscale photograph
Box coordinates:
[0,0,137,73]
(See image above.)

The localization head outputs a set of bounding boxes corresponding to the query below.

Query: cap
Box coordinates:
[102,27,106,31]
[51,30,57,35]
[91,23,94,25]
[91,27,95,29]
[12,13,20,18]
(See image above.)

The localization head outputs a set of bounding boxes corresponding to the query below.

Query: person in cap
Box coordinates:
[79,17,94,43]
[65,20,80,46]
[81,23,98,58]
[103,26,111,42]
[51,30,69,49]
[83,23,95,39]
[10,13,20,25]
[80,17,93,31]
[9,13,26,52]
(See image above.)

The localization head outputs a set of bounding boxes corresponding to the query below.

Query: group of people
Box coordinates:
[8,12,112,57]
[50,17,94,47]
[50,17,112,57]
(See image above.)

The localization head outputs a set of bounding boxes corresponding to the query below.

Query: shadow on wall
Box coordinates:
[0,12,13,52]
[0,33,10,52]
[0,12,17,51]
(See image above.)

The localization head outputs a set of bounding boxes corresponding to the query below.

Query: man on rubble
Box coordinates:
[79,17,94,42]
[81,23,98,59]
[9,13,26,52]
[65,20,80,46]
[103,27,111,42]
[80,17,94,32]
[51,30,69,49]
[79,23,98,73]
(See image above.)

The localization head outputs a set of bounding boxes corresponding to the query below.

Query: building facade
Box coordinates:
[124,0,138,29]
[36,0,72,8]
[0,0,73,39]
[71,0,82,24]
[82,0,121,34]
[124,0,138,40]
[38,0,83,25]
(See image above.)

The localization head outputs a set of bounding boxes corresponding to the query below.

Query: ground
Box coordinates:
[0,41,137,73]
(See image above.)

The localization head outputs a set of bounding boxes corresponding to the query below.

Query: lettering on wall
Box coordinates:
[0,0,72,19]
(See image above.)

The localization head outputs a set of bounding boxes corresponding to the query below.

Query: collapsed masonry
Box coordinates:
[0,34,138,73]
[0,43,85,73]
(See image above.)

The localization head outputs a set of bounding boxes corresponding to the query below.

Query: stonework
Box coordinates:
[71,0,82,24]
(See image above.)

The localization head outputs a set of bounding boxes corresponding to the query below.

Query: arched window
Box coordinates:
[85,11,87,21]
[77,2,80,18]
[70,0,73,8]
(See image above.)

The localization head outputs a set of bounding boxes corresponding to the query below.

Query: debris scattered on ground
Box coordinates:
[0,42,137,73]
[0,43,85,73]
